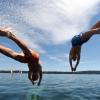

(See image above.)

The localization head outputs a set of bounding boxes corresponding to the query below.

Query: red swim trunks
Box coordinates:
[31,51,39,62]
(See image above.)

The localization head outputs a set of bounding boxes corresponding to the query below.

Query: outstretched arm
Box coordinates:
[37,63,42,86]
[69,54,80,72]
[74,55,80,71]
[28,63,42,86]
[69,53,74,71]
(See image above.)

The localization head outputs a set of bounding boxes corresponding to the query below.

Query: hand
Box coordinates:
[71,67,74,72]
[73,67,76,72]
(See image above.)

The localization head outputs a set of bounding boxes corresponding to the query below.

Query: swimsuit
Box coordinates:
[24,51,39,63]
[71,34,89,46]
[71,35,82,46]
[32,52,39,62]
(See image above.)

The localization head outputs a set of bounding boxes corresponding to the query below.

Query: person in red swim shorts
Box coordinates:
[0,28,42,86]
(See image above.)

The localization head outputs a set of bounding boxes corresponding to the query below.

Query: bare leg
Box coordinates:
[81,27,100,42]
[81,21,100,41]
[83,21,100,40]
[0,45,25,62]
[0,29,32,58]
[91,21,100,29]
[0,29,42,85]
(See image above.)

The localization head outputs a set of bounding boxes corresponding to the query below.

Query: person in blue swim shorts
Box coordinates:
[69,21,100,72]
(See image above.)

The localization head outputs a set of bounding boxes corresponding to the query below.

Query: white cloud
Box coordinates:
[15,31,46,54]
[46,53,69,62]
[18,0,100,44]
[48,56,63,62]
[0,0,100,51]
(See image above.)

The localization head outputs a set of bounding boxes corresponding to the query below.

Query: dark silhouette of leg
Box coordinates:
[0,29,32,58]
[0,45,25,62]
[91,21,100,29]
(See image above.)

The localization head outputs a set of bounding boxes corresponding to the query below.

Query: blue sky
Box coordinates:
[0,0,100,71]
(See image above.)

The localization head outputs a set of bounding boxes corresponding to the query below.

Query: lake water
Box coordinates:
[0,73,100,100]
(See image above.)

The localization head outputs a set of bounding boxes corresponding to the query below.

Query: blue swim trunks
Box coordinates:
[71,34,89,46]
[71,35,82,46]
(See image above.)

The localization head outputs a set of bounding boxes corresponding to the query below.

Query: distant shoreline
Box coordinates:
[1,70,100,74]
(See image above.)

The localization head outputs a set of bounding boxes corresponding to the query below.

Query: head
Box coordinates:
[72,55,77,61]
[28,62,42,86]
[70,45,81,61]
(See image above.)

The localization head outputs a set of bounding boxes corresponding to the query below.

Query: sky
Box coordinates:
[0,0,100,71]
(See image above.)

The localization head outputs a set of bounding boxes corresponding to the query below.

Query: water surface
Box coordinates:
[0,73,100,100]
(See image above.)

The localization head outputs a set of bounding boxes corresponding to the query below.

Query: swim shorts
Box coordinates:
[71,34,89,46]
[71,35,82,46]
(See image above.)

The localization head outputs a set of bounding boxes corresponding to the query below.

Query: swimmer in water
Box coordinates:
[0,28,42,86]
[69,21,100,72]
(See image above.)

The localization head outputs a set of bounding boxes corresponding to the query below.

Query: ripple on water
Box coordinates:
[0,74,100,100]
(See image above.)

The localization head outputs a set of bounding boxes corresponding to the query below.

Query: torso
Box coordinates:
[24,50,39,63]
[18,50,39,64]
[70,46,81,57]
[31,51,39,62]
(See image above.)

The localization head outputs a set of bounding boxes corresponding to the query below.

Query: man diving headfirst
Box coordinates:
[0,29,42,86]
[69,21,100,72]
